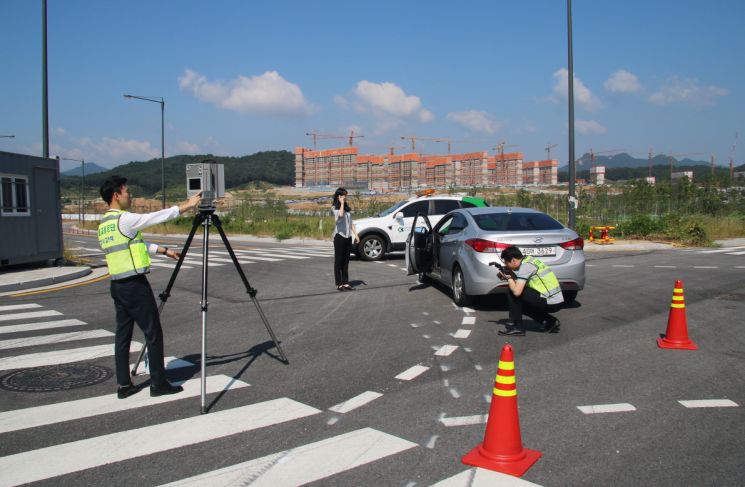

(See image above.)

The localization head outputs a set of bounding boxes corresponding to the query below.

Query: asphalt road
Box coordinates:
[1,233,744,486]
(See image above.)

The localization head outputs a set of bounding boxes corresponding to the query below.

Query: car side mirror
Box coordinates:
[394,212,404,220]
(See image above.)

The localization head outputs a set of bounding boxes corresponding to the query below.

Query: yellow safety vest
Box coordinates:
[98,209,151,280]
[523,256,562,301]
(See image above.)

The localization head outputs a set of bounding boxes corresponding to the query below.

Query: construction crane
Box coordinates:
[400,135,446,153]
[730,131,739,179]
[305,130,364,149]
[388,145,408,155]
[545,143,558,160]
[492,141,519,158]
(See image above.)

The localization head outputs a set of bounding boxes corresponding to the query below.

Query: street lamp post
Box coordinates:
[566,0,577,230]
[60,156,85,222]
[123,94,166,209]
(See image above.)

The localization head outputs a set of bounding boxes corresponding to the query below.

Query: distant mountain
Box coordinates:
[564,152,710,170]
[61,162,108,176]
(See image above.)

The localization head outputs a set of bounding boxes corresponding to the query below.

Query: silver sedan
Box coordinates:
[406,207,586,306]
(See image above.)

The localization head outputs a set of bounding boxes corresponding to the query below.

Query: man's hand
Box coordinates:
[179,192,202,214]
[163,248,181,260]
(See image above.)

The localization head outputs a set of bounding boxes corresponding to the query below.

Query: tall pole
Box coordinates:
[566,0,577,230]
[81,160,85,222]
[42,0,49,158]
[161,100,165,209]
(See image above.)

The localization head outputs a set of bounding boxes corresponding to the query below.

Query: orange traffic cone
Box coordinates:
[461,344,541,476]
[657,279,698,350]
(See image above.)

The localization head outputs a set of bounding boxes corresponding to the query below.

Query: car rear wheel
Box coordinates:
[562,290,578,304]
[359,234,386,261]
[452,265,473,306]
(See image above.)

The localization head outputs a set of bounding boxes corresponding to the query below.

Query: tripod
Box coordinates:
[131,206,288,414]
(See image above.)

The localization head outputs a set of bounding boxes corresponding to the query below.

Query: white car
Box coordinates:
[354,193,489,261]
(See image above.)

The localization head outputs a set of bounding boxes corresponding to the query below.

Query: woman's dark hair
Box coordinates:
[501,245,524,263]
[332,187,350,211]
[100,175,128,204]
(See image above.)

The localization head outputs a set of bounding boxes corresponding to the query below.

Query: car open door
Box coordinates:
[406,213,434,276]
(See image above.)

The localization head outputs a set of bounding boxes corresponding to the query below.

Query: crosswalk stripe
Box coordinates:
[0,397,321,487]
[267,248,333,256]
[211,254,281,263]
[439,414,488,427]
[431,467,542,486]
[0,341,142,371]
[150,262,194,269]
[0,374,249,434]
[236,250,310,260]
[161,427,418,487]
[0,319,88,335]
[329,391,383,413]
[212,251,284,262]
[0,329,113,351]
[0,304,42,312]
[678,399,738,408]
[0,310,63,322]
[130,356,195,376]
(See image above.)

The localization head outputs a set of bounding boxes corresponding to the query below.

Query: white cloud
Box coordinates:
[178,69,314,116]
[53,127,67,136]
[349,81,434,123]
[575,119,607,135]
[649,77,728,106]
[604,69,641,93]
[552,68,602,111]
[447,110,503,134]
[173,141,201,154]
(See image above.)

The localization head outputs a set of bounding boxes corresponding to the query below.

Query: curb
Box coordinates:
[0,266,92,293]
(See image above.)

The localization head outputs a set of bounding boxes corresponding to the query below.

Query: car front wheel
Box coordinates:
[359,234,386,261]
[452,265,473,306]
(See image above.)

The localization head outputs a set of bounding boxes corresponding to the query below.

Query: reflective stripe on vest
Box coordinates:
[97,210,150,280]
[523,255,561,299]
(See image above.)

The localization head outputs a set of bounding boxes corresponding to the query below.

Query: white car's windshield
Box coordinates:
[378,200,408,217]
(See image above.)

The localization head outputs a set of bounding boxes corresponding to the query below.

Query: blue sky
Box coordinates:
[2,0,743,171]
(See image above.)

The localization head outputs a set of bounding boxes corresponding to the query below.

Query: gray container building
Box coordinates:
[0,151,63,266]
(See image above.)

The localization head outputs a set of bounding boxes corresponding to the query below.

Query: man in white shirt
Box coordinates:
[98,175,202,398]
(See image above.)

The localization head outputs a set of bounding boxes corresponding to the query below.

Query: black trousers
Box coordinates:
[333,234,352,286]
[110,275,167,386]
[506,286,560,327]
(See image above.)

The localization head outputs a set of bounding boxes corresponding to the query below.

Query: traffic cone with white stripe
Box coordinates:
[657,279,698,350]
[461,344,541,476]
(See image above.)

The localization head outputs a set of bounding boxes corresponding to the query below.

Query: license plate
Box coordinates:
[520,246,556,257]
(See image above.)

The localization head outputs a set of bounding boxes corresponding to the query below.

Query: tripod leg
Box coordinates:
[211,214,289,364]
[200,214,211,414]
[131,213,205,377]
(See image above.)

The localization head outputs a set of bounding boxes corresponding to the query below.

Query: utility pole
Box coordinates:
[566,0,577,230]
[42,0,50,158]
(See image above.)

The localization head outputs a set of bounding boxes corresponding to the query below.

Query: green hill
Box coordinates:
[62,150,295,200]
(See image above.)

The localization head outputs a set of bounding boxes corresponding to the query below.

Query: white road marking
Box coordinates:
[654,265,677,268]
[0,374,248,434]
[439,414,488,427]
[453,329,472,339]
[431,467,543,486]
[449,388,461,398]
[0,304,42,312]
[395,365,430,381]
[0,341,142,371]
[150,262,194,269]
[461,307,475,313]
[736,266,745,269]
[387,264,398,267]
[726,251,745,255]
[0,329,113,350]
[612,265,635,268]
[210,253,280,262]
[461,316,476,325]
[698,246,745,253]
[435,345,459,356]
[0,398,321,487]
[0,319,87,335]
[678,399,738,408]
[0,310,63,322]
[329,391,383,414]
[235,250,310,260]
[160,428,417,487]
[577,403,636,414]
[693,266,718,269]
[426,435,439,449]
[129,356,195,376]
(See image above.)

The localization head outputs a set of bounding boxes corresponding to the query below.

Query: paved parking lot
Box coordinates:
[0,233,743,486]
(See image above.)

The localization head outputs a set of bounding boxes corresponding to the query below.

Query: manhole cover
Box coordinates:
[0,363,113,392]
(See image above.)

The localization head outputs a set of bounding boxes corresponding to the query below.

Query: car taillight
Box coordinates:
[559,237,584,250]
[465,239,510,253]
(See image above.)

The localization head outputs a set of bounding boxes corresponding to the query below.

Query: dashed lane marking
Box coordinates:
[654,265,677,268]
[693,266,718,269]
[0,398,321,487]
[159,428,417,487]
[0,374,248,434]
[461,316,476,325]
[612,265,635,268]
[395,365,430,381]
[678,399,739,408]
[439,414,488,427]
[452,329,472,339]
[577,403,637,414]
[434,345,459,357]
[328,391,383,414]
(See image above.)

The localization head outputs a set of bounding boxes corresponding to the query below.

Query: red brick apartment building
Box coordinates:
[294,146,558,190]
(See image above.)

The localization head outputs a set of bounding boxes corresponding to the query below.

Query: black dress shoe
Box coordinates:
[337,285,347,291]
[543,319,561,333]
[343,284,356,291]
[498,326,526,336]
[117,383,138,399]
[150,381,184,397]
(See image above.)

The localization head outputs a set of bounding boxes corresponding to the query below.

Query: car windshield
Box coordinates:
[473,212,564,231]
[378,200,408,217]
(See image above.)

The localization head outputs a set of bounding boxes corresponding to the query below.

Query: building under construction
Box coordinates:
[294,146,558,190]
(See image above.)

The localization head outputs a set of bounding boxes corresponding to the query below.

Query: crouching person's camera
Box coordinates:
[186,160,225,210]
[489,261,511,281]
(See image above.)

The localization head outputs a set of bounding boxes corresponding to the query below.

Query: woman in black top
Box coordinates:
[332,188,359,291]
